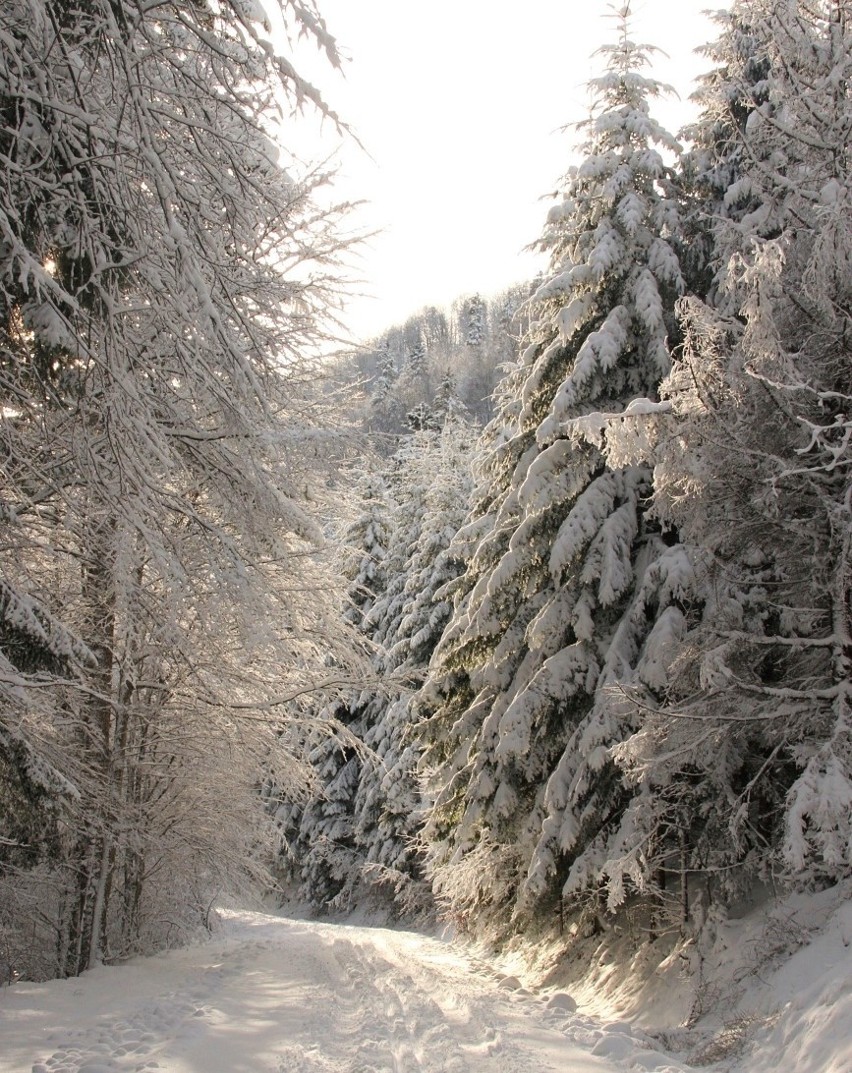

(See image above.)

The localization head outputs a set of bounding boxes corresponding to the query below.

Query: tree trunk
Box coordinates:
[73,507,119,973]
[679,826,689,933]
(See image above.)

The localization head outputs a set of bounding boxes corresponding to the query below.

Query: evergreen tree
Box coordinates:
[616,0,852,897]
[559,3,786,933]
[373,341,397,401]
[676,6,773,302]
[406,402,439,432]
[463,294,487,347]
[419,6,686,931]
[269,467,388,910]
[432,370,467,426]
[340,474,392,630]
[352,417,478,906]
[275,418,477,914]
[408,337,428,380]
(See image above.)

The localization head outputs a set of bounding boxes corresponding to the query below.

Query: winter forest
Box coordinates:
[1,0,849,995]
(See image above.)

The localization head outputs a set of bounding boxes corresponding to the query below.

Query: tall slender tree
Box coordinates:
[419,5,687,932]
[615,0,852,896]
[0,0,354,976]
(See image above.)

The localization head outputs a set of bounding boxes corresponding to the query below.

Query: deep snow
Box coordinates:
[487,881,852,1073]
[2,891,851,1073]
[1,910,685,1073]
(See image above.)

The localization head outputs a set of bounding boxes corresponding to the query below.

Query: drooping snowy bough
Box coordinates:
[418,10,689,932]
[0,0,355,976]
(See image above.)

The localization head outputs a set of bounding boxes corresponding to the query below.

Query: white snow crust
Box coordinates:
[1,893,850,1073]
[0,911,624,1073]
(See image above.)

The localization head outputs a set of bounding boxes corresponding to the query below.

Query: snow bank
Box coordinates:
[477,880,852,1073]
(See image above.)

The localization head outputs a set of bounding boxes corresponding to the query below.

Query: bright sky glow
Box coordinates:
[289,1,725,342]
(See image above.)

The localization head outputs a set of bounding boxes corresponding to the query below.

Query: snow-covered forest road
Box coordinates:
[0,910,682,1073]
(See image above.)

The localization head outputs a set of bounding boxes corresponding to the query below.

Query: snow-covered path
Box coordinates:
[0,911,681,1073]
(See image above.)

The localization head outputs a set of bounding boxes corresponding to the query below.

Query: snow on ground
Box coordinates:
[700,885,852,1073]
[0,910,688,1073]
[487,880,852,1073]
[2,887,851,1073]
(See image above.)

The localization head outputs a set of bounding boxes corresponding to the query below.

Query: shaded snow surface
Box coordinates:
[0,910,688,1073]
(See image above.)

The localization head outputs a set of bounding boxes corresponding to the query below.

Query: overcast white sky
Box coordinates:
[288,1,726,342]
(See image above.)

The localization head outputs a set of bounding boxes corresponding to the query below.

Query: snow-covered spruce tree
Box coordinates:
[0,0,353,977]
[275,414,478,915]
[270,471,390,910]
[675,7,773,301]
[418,8,687,934]
[340,474,392,631]
[453,291,509,424]
[462,295,487,348]
[370,340,403,433]
[351,414,478,909]
[553,5,789,934]
[415,356,526,810]
[400,334,430,403]
[272,715,367,910]
[614,0,852,897]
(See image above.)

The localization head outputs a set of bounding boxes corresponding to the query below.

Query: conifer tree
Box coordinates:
[273,417,477,913]
[419,6,687,931]
[352,416,477,906]
[463,295,487,348]
[340,475,392,630]
[408,337,428,380]
[269,467,388,910]
[615,0,852,896]
[676,7,772,300]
